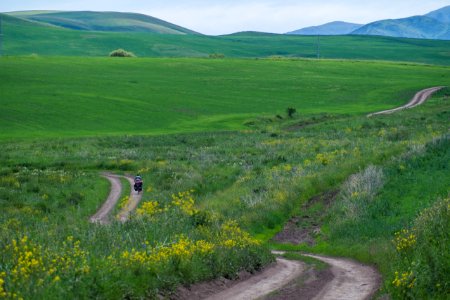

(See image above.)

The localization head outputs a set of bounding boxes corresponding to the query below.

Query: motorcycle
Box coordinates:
[134,178,143,193]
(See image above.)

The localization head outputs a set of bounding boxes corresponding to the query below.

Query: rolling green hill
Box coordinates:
[1,14,450,65]
[6,10,198,34]
[0,56,448,139]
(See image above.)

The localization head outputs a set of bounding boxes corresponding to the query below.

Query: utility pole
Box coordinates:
[316,34,320,59]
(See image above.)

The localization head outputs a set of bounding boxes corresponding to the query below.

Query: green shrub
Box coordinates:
[109,49,135,57]
[390,198,450,299]
[286,107,296,118]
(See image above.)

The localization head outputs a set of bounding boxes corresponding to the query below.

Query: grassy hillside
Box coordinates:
[0,85,448,298]
[0,56,448,139]
[6,11,198,34]
[2,14,450,65]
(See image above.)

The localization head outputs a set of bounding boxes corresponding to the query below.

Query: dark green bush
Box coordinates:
[286,107,296,118]
[109,49,136,57]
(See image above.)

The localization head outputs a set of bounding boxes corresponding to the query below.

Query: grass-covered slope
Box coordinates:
[324,135,450,299]
[0,57,448,139]
[2,14,450,65]
[0,85,448,299]
[6,10,198,34]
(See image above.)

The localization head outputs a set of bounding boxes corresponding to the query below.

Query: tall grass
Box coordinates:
[335,165,385,220]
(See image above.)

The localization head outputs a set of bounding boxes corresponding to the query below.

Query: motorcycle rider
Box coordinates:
[134,175,143,193]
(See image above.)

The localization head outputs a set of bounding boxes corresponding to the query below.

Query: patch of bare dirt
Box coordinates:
[272,190,338,245]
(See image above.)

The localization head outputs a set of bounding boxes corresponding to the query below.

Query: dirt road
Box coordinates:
[89,173,143,224]
[200,250,379,300]
[368,86,444,117]
[89,173,122,224]
[92,177,381,299]
[204,256,305,300]
[304,254,380,300]
[117,176,143,222]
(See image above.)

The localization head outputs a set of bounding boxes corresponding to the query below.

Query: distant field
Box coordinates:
[0,56,448,139]
[2,14,450,65]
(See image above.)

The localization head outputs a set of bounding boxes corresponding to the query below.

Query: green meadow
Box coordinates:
[1,86,449,298]
[0,57,448,139]
[0,17,449,298]
[2,13,450,65]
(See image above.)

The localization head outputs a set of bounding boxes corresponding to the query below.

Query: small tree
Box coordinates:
[286,107,296,118]
[109,49,136,57]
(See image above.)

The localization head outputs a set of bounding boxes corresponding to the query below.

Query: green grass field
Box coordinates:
[0,22,449,298]
[0,57,448,139]
[1,88,448,298]
[2,13,450,65]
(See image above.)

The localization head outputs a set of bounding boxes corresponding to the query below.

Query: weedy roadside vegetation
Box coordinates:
[323,133,449,299]
[0,80,448,298]
[390,198,449,299]
[333,165,385,220]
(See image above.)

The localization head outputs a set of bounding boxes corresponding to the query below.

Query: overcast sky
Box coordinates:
[1,0,449,35]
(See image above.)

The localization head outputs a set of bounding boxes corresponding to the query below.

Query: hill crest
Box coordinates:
[5,10,198,35]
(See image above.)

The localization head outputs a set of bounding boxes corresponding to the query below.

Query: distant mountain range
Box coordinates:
[5,10,198,35]
[287,21,363,35]
[288,5,450,40]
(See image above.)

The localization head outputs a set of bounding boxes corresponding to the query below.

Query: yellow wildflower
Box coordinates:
[136,201,161,216]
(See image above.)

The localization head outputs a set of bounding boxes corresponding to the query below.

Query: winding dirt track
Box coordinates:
[117,176,143,222]
[367,86,444,117]
[89,173,122,224]
[304,254,380,300]
[202,250,380,300]
[205,257,305,300]
[89,173,143,224]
